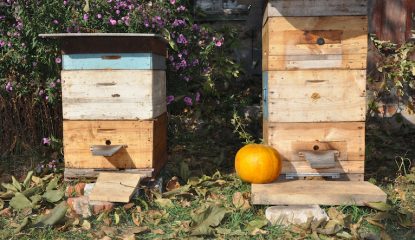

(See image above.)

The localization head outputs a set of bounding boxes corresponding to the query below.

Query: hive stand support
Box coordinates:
[251,180,387,206]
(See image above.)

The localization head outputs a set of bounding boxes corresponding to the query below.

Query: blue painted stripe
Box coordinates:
[63,53,166,70]
[263,72,268,120]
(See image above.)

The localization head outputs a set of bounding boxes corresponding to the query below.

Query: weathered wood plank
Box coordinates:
[62,53,166,70]
[62,70,166,120]
[264,0,367,22]
[278,173,364,181]
[251,180,386,206]
[263,16,368,71]
[89,172,143,203]
[39,34,167,56]
[63,113,167,169]
[264,70,366,122]
[264,122,365,162]
[282,160,364,174]
[64,168,153,180]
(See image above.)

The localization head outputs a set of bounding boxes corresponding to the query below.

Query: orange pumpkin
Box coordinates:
[235,144,282,184]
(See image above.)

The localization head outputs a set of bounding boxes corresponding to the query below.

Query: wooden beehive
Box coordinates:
[40,33,168,179]
[253,0,386,205]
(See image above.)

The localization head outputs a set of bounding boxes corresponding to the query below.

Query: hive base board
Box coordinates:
[279,173,364,181]
[64,168,153,181]
[251,180,386,206]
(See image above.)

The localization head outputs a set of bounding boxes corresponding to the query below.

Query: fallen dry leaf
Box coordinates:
[152,229,165,235]
[251,228,268,235]
[166,177,181,191]
[180,200,191,208]
[232,192,250,211]
[132,212,142,226]
[123,203,135,210]
[82,220,91,230]
[101,226,117,236]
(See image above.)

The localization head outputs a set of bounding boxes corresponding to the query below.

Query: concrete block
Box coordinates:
[265,205,328,226]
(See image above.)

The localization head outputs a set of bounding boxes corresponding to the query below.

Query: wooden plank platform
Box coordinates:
[89,172,144,203]
[251,180,386,206]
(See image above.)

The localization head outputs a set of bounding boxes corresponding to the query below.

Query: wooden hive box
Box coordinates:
[40,33,168,179]
[256,0,387,205]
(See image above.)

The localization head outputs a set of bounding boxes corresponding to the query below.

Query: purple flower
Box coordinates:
[170,0,176,4]
[176,34,188,45]
[56,79,61,83]
[192,24,200,32]
[50,82,56,88]
[192,59,199,66]
[177,5,186,11]
[116,10,120,15]
[144,19,149,27]
[166,95,174,105]
[63,0,68,5]
[0,40,5,47]
[55,57,62,64]
[195,92,201,102]
[213,37,224,47]
[97,13,102,19]
[39,89,45,96]
[5,82,12,92]
[83,14,89,21]
[172,19,186,27]
[42,137,51,146]
[183,76,190,82]
[109,18,117,25]
[180,59,187,68]
[184,97,193,106]
[52,19,59,25]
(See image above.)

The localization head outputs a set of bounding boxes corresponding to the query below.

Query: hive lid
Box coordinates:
[263,0,368,26]
[39,32,165,40]
[39,33,167,55]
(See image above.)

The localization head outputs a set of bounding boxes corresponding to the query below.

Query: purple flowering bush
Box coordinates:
[0,0,242,157]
